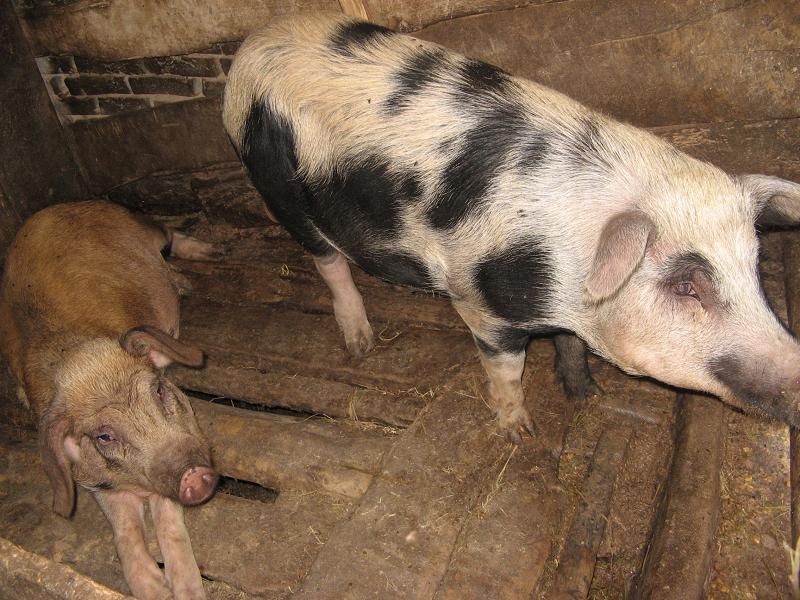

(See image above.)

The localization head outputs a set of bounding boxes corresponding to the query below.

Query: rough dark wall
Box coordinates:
[67,97,237,195]
[0,0,86,256]
[416,0,800,128]
[14,0,338,60]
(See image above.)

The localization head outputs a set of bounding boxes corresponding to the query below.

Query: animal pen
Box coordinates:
[0,1,798,599]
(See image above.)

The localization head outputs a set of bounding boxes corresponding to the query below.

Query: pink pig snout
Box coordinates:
[178,466,218,505]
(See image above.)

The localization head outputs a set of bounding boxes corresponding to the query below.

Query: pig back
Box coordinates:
[0,201,179,342]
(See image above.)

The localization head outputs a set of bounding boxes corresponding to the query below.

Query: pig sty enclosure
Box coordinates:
[0,1,799,599]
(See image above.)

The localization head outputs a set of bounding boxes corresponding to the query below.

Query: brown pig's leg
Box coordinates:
[94,491,172,600]
[149,495,206,600]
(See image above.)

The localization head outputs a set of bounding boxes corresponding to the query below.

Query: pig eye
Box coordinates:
[95,431,116,445]
[672,281,698,298]
[157,383,168,402]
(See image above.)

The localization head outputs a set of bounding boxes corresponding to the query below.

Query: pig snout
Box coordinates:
[709,348,800,427]
[178,465,218,505]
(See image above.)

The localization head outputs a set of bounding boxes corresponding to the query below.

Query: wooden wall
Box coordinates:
[0,0,86,256]
[4,0,799,217]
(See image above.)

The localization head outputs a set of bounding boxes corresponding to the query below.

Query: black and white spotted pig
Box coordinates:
[223,13,800,442]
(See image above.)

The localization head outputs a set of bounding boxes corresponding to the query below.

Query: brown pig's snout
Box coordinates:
[178,465,218,505]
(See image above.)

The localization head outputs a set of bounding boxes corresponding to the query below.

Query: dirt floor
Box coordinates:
[0,215,798,599]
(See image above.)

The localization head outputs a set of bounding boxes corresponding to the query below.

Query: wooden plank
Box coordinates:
[172,254,465,332]
[191,398,396,498]
[16,0,339,60]
[550,427,631,600]
[417,0,799,128]
[655,118,800,182]
[176,347,426,427]
[631,394,725,600]
[432,344,575,600]
[185,490,352,597]
[0,536,132,600]
[291,383,512,600]
[361,0,549,31]
[69,97,238,195]
[286,338,581,600]
[0,0,86,253]
[172,295,474,424]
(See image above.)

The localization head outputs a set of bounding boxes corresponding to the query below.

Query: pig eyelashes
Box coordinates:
[672,281,699,299]
[94,427,118,447]
[661,251,718,303]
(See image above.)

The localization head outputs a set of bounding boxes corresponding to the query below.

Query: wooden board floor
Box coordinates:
[0,219,796,599]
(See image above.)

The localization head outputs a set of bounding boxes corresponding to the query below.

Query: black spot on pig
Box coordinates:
[330,21,395,57]
[306,159,421,248]
[708,354,794,425]
[428,99,529,230]
[473,240,553,324]
[385,48,447,115]
[458,59,508,95]
[401,172,423,200]
[240,100,332,256]
[356,251,433,289]
[474,325,530,356]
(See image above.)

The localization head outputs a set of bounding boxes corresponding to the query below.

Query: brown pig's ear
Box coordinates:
[585,210,654,303]
[120,326,205,368]
[740,175,800,227]
[39,405,76,518]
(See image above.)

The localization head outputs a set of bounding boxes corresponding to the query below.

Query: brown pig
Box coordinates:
[0,200,218,600]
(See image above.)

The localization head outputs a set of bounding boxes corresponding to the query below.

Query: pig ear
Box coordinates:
[39,404,76,518]
[120,326,205,368]
[740,175,800,227]
[586,210,654,302]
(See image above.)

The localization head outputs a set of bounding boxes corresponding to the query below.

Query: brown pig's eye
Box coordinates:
[672,281,698,298]
[96,431,116,444]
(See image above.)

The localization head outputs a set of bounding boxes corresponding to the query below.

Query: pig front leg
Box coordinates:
[314,252,375,356]
[453,301,533,444]
[95,491,173,600]
[554,334,601,402]
[149,496,206,600]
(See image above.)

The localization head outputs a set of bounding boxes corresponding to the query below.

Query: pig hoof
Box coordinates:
[344,326,375,357]
[171,233,221,261]
[562,377,603,404]
[499,408,535,445]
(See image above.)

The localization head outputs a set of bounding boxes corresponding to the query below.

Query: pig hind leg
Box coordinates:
[315,252,375,357]
[454,302,533,444]
[554,333,601,402]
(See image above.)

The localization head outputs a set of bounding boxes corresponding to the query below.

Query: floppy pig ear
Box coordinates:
[585,210,654,302]
[121,326,204,368]
[39,405,76,518]
[740,174,800,227]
